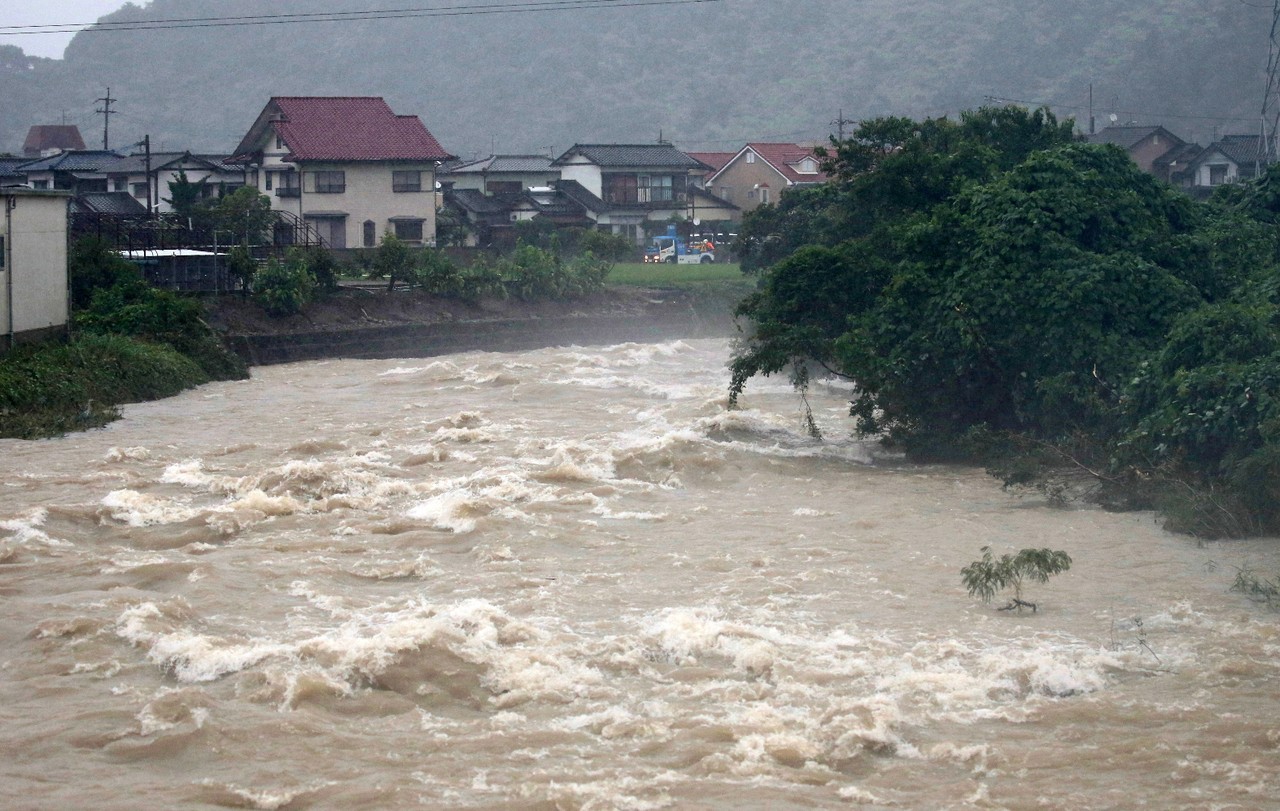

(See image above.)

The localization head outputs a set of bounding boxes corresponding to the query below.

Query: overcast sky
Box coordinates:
[0,1,132,59]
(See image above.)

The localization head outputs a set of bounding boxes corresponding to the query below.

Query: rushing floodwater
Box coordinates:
[1,337,1278,810]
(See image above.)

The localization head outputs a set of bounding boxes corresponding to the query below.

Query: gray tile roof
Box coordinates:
[19,150,126,173]
[554,179,607,213]
[1212,134,1265,166]
[99,152,238,175]
[445,154,555,174]
[445,187,513,214]
[70,192,148,215]
[552,144,702,169]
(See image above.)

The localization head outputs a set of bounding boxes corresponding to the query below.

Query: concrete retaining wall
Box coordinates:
[228,305,732,365]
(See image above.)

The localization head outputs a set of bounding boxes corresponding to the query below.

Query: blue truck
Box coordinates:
[643,225,716,264]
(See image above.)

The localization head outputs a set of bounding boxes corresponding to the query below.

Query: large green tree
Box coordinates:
[730,107,1280,534]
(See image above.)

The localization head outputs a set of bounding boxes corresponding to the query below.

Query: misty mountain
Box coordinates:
[0,0,1271,158]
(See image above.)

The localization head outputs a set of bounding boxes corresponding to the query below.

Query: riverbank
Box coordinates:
[202,283,749,365]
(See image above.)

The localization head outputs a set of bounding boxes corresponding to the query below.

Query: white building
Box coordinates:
[230,97,454,249]
[0,188,71,348]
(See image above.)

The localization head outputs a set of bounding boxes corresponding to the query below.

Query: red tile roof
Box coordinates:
[239,97,452,162]
[686,151,735,172]
[741,143,830,184]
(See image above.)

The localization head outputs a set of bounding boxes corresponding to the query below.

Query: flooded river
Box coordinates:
[1,337,1277,810]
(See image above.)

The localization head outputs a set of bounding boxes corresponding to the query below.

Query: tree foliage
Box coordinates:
[731,106,1280,535]
[961,546,1073,611]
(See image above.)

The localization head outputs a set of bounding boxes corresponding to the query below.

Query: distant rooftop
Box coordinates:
[23,124,87,157]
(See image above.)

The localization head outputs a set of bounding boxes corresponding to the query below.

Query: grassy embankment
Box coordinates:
[0,240,249,440]
[607,261,745,287]
[608,262,754,320]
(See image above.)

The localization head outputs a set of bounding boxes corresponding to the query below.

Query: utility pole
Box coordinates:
[831,109,856,141]
[1262,0,1280,165]
[143,134,152,216]
[95,88,117,150]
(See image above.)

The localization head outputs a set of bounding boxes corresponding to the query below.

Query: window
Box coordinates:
[392,219,424,242]
[603,174,638,204]
[486,180,521,194]
[392,170,422,192]
[0,235,5,269]
[760,187,770,204]
[131,183,148,198]
[1209,164,1228,186]
[746,152,756,163]
[363,220,376,247]
[798,158,817,174]
[112,178,127,192]
[277,171,300,197]
[637,175,674,203]
[31,180,48,190]
[720,186,733,202]
[307,171,345,194]
[275,134,285,150]
[264,171,272,191]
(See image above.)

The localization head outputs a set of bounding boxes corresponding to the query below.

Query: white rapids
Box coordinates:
[0,337,1277,810]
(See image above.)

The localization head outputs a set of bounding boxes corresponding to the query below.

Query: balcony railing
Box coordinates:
[276,187,300,198]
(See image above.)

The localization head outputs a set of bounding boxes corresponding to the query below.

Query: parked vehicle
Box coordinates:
[643,225,715,264]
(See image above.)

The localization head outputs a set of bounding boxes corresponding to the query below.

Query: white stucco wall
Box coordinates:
[1195,158,1236,187]
[248,149,439,247]
[1,190,69,342]
[557,158,602,198]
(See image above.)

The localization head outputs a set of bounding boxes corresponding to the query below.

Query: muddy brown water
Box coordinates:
[1,338,1277,809]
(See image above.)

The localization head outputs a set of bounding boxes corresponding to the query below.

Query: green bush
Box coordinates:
[254,254,316,316]
[415,249,464,296]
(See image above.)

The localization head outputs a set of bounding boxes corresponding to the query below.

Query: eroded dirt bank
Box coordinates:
[202,285,743,365]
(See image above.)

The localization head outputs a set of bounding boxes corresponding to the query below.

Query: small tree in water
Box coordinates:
[961,546,1072,613]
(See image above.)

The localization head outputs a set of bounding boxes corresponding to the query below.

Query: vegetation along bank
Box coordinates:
[12,103,1280,542]
[729,105,1280,539]
[0,230,748,440]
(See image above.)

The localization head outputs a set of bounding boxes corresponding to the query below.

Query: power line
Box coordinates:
[0,0,721,36]
[984,94,1259,126]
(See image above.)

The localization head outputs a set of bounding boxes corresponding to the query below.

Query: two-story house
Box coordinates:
[1086,126,1190,183]
[441,154,560,195]
[229,97,454,249]
[705,143,829,217]
[18,150,126,195]
[550,144,734,243]
[98,152,245,214]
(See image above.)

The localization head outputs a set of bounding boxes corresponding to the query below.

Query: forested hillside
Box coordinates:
[0,0,1271,156]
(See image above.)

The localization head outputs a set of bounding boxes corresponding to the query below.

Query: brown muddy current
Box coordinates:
[1,338,1278,810]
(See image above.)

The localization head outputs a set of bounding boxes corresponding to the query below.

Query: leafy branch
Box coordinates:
[961,546,1072,612]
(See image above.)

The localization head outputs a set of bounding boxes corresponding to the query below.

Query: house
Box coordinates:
[1183,134,1265,189]
[704,143,830,217]
[0,156,31,187]
[98,151,245,214]
[441,154,560,195]
[18,149,126,195]
[0,188,72,348]
[550,143,723,243]
[685,151,734,190]
[229,96,454,249]
[442,185,593,248]
[22,125,87,158]
[1086,126,1192,183]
